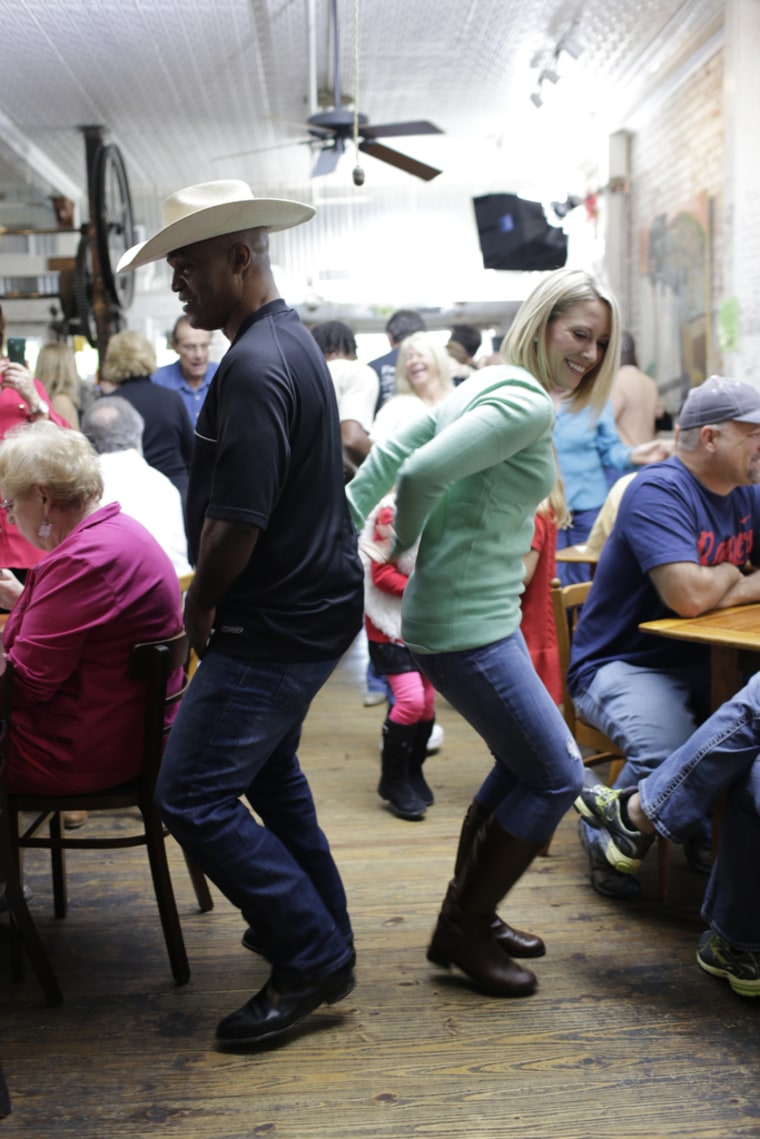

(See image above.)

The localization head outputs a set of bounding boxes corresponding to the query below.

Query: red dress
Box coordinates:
[519,510,562,704]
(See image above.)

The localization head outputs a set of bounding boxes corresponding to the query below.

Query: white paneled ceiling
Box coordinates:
[0,0,724,327]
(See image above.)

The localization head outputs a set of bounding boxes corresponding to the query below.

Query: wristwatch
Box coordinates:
[29,400,49,418]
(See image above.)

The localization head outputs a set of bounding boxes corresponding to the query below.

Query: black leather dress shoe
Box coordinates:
[216,961,355,1048]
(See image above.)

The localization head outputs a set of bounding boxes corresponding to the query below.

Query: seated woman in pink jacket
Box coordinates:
[0,420,183,796]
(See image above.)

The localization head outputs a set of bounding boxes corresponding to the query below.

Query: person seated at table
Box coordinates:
[81,397,192,576]
[0,420,183,796]
[553,390,668,585]
[99,330,194,503]
[576,670,760,997]
[583,470,637,559]
[568,376,760,899]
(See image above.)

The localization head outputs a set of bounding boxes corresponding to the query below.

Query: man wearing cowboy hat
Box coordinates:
[118,180,363,1049]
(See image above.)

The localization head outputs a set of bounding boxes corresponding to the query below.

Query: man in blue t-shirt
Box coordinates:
[153,316,218,426]
[568,376,760,899]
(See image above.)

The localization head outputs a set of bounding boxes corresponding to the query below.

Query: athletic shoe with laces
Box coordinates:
[697,930,760,997]
[574,784,655,873]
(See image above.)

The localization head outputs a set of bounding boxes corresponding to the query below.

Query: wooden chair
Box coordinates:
[550,578,672,900]
[0,663,63,1006]
[177,571,199,679]
[8,631,213,993]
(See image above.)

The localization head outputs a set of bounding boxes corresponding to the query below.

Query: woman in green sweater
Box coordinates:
[347,268,621,997]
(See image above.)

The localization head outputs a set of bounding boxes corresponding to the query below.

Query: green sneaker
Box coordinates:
[697,931,760,997]
[574,784,655,873]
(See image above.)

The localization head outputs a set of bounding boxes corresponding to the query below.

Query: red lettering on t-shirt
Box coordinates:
[697,527,754,566]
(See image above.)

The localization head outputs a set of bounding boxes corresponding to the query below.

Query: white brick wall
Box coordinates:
[627,50,724,411]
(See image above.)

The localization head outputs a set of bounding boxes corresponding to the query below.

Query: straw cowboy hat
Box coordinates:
[117,179,315,273]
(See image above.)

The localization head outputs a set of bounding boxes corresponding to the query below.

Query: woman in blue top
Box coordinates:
[554,395,669,582]
[348,268,622,999]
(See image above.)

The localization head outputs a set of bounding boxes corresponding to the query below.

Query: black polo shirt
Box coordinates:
[187,299,363,661]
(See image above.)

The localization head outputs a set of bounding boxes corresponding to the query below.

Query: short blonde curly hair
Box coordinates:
[0,421,102,508]
[394,332,454,400]
[101,330,157,383]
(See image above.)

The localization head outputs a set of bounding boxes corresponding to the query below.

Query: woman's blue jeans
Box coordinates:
[155,649,353,979]
[639,671,760,948]
[411,630,583,845]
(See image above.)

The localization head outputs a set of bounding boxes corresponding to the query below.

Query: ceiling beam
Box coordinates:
[0,109,83,204]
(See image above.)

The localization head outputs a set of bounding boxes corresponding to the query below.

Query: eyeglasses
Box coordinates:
[0,498,15,512]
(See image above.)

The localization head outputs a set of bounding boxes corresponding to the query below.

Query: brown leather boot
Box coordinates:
[452,799,545,958]
[427,815,543,996]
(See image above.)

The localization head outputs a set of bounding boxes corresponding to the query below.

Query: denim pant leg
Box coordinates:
[155,650,352,978]
[247,722,353,946]
[702,764,760,948]
[572,660,710,788]
[412,631,583,844]
[637,672,760,946]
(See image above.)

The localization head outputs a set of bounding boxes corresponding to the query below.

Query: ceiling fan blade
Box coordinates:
[361,120,443,140]
[358,140,442,181]
[312,144,342,177]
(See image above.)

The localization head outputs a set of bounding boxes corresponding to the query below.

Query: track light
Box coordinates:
[540,67,560,85]
[530,90,543,109]
[561,32,583,60]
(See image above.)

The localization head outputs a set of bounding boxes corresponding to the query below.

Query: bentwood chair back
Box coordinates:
[551,578,673,900]
[7,631,213,994]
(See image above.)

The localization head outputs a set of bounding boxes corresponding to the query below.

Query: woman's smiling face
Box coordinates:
[545,298,611,393]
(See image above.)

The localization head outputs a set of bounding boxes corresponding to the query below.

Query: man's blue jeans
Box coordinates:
[155,649,353,979]
[572,659,711,788]
[639,671,760,948]
[412,630,583,845]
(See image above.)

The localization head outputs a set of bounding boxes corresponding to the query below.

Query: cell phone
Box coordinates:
[6,337,26,365]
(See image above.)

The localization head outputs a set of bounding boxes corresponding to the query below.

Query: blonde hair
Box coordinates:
[394,332,454,400]
[35,343,81,407]
[500,268,621,415]
[101,330,157,384]
[0,421,102,507]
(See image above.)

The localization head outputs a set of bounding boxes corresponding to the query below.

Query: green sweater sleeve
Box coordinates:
[392,388,553,553]
[346,411,437,530]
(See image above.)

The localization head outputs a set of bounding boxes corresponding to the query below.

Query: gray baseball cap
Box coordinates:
[679,375,760,430]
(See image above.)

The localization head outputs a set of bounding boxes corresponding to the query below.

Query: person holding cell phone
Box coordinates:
[0,305,71,577]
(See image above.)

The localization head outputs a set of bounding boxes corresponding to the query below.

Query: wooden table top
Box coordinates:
[555,544,599,564]
[640,602,760,650]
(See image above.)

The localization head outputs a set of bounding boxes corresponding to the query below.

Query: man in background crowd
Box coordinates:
[153,315,218,426]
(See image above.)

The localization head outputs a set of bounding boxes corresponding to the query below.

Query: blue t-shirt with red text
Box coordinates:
[568,457,760,694]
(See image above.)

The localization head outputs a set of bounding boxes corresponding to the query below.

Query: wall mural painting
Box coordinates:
[638,191,713,416]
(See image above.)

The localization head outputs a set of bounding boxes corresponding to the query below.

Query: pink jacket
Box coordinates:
[4,503,183,794]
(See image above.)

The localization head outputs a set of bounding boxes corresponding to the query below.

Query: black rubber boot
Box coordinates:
[378,719,427,820]
[452,799,545,958]
[408,719,435,806]
[427,815,544,996]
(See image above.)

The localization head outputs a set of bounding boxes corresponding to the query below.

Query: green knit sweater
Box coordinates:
[347,365,556,654]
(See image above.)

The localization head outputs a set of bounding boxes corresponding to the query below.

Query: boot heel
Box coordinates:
[426,927,451,968]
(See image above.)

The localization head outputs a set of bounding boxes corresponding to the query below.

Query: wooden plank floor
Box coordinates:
[2,635,760,1138]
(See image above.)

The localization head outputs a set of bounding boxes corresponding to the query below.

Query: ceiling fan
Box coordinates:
[303,0,444,181]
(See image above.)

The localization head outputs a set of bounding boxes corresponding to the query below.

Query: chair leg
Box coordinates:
[657,835,670,903]
[49,813,67,919]
[5,875,64,1006]
[183,852,214,913]
[142,813,191,985]
[0,1062,11,1118]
